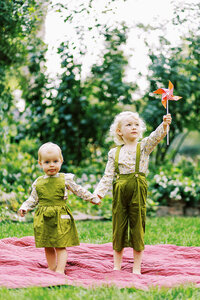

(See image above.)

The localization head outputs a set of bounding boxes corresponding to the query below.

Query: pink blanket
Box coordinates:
[1,236,200,290]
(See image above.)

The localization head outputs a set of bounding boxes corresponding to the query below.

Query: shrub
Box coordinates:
[3,141,198,221]
[148,156,200,207]
[0,139,41,220]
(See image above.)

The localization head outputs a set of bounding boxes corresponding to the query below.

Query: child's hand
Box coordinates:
[163,114,172,130]
[18,209,27,217]
[91,196,101,205]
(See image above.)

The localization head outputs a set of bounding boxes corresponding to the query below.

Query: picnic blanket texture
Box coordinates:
[1,236,200,290]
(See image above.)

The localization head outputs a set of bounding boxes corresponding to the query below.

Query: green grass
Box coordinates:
[1,217,200,299]
[2,217,200,246]
[1,284,200,300]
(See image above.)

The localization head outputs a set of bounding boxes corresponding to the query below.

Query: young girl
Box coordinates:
[94,111,172,274]
[18,142,100,275]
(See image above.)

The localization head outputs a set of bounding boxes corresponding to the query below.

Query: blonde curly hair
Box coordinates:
[38,142,63,162]
[110,111,146,145]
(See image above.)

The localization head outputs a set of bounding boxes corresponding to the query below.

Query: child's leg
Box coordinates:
[45,247,57,271]
[133,249,143,274]
[113,249,124,270]
[55,247,68,274]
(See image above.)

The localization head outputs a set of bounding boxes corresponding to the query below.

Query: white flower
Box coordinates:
[162,176,168,183]
[160,183,167,188]
[81,174,88,181]
[89,174,96,182]
[3,169,8,176]
[175,180,182,186]
[170,187,179,198]
[168,180,174,185]
[184,187,191,193]
[76,178,82,184]
[96,149,102,156]
[84,184,92,190]
[154,174,161,183]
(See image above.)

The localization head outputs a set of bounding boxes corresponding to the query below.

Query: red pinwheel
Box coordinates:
[153,80,182,145]
[153,80,182,109]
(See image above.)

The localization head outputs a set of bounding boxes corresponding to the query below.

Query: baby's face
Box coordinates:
[117,117,141,142]
[39,148,63,176]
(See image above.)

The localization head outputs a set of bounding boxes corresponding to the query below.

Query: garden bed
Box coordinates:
[156,205,200,216]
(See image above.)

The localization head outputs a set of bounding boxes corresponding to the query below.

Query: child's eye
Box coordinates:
[45,161,49,164]
[54,160,58,163]
[126,123,131,126]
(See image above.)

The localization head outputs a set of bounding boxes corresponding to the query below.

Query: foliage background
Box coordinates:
[0,0,200,221]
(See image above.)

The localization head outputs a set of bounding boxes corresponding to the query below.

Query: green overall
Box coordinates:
[33,173,80,248]
[112,143,147,252]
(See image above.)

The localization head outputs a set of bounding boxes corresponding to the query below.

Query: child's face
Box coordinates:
[117,117,141,142]
[39,148,63,176]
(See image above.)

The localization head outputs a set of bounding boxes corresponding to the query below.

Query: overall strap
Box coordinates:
[114,145,122,174]
[135,142,141,173]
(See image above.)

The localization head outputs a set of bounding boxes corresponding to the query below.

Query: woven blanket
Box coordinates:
[1,236,200,290]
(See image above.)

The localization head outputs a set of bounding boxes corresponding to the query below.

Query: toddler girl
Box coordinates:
[94,111,171,274]
[18,142,100,275]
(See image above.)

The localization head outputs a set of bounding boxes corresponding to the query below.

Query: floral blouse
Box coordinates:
[20,173,100,211]
[94,123,167,198]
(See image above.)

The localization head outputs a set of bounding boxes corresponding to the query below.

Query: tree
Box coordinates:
[139,35,200,165]
[132,1,200,164]
[86,24,137,148]
[0,0,49,149]
[22,24,137,166]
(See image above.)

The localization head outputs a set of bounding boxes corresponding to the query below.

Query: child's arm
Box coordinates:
[142,114,172,155]
[18,179,39,217]
[65,174,101,205]
[93,148,115,199]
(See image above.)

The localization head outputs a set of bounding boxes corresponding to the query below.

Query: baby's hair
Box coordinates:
[110,111,146,145]
[38,142,63,162]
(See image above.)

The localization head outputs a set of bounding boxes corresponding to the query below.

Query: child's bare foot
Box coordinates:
[113,267,121,271]
[48,267,56,272]
[133,268,141,275]
[55,270,65,275]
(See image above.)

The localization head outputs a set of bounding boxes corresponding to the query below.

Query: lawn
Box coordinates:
[1,217,200,299]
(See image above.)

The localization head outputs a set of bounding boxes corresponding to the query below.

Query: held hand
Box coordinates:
[163,114,172,130]
[91,196,101,205]
[18,209,27,217]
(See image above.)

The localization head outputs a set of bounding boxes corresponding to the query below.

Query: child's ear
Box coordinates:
[38,160,42,167]
[116,128,122,136]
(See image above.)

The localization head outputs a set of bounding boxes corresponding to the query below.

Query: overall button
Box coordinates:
[135,174,138,177]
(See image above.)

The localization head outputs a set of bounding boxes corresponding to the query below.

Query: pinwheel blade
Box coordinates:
[168,80,174,91]
[153,88,166,95]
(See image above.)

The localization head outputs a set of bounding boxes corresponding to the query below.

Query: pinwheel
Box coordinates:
[153,80,182,145]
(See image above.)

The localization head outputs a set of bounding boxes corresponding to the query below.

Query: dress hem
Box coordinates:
[35,242,80,248]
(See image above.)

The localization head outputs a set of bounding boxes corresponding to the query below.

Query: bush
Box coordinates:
[0,139,41,220]
[148,156,200,207]
[4,142,197,221]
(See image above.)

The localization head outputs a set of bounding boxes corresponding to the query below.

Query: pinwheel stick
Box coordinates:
[166,100,169,145]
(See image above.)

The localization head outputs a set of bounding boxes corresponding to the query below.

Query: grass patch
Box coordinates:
[1,217,200,246]
[1,283,200,300]
[1,217,200,299]
[145,216,200,246]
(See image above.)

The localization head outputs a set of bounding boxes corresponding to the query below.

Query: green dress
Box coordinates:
[33,173,79,248]
[112,143,147,252]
